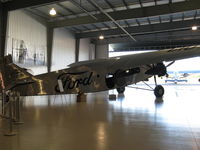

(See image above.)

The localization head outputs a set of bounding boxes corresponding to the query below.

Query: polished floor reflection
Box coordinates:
[1,84,200,150]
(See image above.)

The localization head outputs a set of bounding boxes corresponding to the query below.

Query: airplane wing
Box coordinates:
[109,45,200,70]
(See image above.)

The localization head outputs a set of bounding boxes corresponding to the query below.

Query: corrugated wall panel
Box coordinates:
[7,10,47,50]
[79,38,90,61]
[6,10,47,75]
[51,28,75,71]
[6,10,91,74]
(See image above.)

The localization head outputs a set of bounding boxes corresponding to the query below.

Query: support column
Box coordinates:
[75,38,80,62]
[95,44,109,59]
[94,43,97,59]
[89,43,95,60]
[47,27,53,72]
[0,4,8,57]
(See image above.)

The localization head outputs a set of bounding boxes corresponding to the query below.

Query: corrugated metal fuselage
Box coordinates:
[13,64,151,96]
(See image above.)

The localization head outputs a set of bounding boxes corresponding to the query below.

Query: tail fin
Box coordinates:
[0,55,33,91]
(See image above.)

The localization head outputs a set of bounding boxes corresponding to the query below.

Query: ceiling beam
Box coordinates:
[56,3,76,15]
[49,0,200,28]
[112,40,200,49]
[110,39,200,51]
[121,0,129,9]
[23,10,48,26]
[104,0,115,11]
[3,0,68,11]
[76,19,200,38]
[95,30,200,45]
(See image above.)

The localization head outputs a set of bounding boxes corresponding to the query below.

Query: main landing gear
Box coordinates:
[153,74,164,98]
[154,85,164,98]
[120,84,164,98]
[127,75,165,99]
[117,87,125,94]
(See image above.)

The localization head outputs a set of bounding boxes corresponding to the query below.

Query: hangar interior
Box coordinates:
[0,0,200,150]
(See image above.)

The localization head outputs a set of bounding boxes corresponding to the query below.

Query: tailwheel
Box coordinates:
[154,85,164,98]
[117,87,125,94]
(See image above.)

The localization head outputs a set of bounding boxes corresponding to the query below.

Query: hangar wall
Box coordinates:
[51,28,75,71]
[89,43,95,60]
[51,31,93,71]
[96,44,108,59]
[6,10,93,75]
[6,10,47,75]
[6,10,47,49]
[79,38,90,61]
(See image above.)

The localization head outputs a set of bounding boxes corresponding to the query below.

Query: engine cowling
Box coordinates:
[105,67,140,88]
[114,68,140,86]
[145,63,166,77]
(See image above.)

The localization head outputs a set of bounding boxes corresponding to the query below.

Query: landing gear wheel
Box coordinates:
[154,85,164,98]
[117,87,125,94]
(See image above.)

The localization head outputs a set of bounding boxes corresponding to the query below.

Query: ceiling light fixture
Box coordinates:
[49,8,57,16]
[99,35,104,40]
[192,26,198,31]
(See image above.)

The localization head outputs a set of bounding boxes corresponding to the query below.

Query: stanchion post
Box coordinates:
[4,92,17,136]
[14,92,23,124]
[12,92,16,121]
[1,89,5,115]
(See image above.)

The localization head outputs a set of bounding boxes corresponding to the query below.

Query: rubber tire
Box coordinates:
[117,87,125,94]
[154,85,164,98]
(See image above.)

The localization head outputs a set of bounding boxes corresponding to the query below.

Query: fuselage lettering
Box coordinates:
[55,72,93,92]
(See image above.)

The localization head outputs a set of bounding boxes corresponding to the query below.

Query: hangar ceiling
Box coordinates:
[1,0,200,51]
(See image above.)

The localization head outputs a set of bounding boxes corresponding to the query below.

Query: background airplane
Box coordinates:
[165,57,200,84]
[165,70,200,84]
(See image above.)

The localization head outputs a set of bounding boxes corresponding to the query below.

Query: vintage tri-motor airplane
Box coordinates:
[1,45,200,98]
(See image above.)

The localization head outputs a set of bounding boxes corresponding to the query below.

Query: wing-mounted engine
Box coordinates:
[105,67,140,89]
[145,63,166,77]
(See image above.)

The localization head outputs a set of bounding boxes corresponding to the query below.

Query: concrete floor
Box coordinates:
[0,84,200,150]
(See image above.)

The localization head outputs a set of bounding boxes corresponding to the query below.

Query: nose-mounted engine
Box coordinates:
[145,63,167,77]
[105,67,140,88]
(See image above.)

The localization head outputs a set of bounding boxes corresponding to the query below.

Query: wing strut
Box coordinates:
[154,75,157,86]
[152,64,158,86]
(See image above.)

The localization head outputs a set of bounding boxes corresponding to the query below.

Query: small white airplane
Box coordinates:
[165,70,200,84]
[1,45,200,98]
[165,71,188,84]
